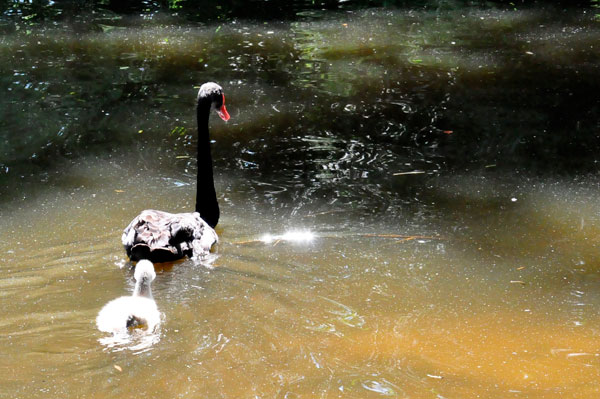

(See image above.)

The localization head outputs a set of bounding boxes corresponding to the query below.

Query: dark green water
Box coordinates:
[1,2,600,398]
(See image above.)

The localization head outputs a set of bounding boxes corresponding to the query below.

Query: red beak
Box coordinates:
[217,93,230,121]
[217,105,230,121]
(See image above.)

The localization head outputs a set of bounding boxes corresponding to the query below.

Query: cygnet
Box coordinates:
[96,260,161,334]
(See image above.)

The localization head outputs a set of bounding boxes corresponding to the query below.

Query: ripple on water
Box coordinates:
[361,379,402,396]
[97,327,162,354]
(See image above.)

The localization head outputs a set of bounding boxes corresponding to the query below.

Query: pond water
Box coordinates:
[1,3,600,399]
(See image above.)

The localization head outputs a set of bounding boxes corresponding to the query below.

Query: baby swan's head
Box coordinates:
[133,260,156,299]
[134,259,156,282]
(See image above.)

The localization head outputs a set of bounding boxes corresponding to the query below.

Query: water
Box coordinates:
[1,3,600,399]
[3,155,600,398]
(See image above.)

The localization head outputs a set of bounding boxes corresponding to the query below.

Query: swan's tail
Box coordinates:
[126,315,148,330]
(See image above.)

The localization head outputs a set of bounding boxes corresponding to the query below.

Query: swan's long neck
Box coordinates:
[195,97,220,228]
[133,274,153,299]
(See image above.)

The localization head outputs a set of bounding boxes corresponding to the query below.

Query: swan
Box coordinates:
[122,82,230,262]
[96,260,161,334]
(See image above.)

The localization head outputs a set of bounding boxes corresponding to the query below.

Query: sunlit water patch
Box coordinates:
[259,230,316,244]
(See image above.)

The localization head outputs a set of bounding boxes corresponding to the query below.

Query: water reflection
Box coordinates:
[2,6,598,193]
[361,379,401,396]
[320,296,366,329]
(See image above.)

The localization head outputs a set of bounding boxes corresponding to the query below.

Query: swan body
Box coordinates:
[122,209,218,262]
[122,82,229,262]
[96,260,161,334]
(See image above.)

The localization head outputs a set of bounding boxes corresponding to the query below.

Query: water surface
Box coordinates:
[1,4,600,399]
[2,153,600,398]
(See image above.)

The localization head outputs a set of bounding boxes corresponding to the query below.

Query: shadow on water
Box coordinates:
[1,5,599,187]
[1,2,600,398]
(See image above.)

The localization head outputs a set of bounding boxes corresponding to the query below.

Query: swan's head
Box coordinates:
[134,260,156,282]
[198,82,230,121]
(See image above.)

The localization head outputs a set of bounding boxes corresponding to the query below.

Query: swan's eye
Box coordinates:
[212,93,224,109]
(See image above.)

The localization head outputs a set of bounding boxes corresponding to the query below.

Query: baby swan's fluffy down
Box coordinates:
[96,260,161,334]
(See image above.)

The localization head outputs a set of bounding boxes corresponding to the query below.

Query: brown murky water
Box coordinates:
[1,154,600,398]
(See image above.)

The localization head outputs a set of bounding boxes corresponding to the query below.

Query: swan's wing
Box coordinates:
[122,210,217,261]
[191,218,219,256]
[122,210,179,260]
[171,212,218,254]
[96,296,135,333]
[122,220,137,249]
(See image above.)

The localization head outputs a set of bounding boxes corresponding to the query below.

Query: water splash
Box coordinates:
[98,327,162,354]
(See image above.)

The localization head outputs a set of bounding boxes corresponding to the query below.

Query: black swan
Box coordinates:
[122,82,230,262]
[96,260,161,333]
